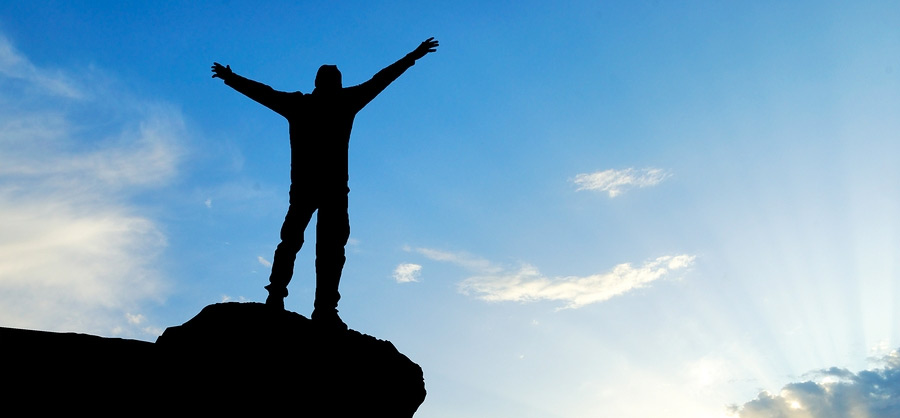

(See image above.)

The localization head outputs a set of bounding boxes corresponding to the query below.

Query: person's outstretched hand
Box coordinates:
[408,37,439,60]
[211,62,233,79]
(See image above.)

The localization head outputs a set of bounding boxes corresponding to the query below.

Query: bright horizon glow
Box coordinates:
[1,1,899,417]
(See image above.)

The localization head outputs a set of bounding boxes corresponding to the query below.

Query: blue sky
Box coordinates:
[2,1,900,416]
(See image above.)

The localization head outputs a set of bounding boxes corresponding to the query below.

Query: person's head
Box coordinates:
[315,65,342,91]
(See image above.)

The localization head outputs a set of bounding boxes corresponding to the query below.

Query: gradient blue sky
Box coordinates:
[2,1,900,417]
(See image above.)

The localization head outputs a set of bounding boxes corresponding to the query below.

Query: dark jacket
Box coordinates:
[223,56,417,186]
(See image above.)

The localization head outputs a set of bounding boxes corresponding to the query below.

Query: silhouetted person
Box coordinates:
[212,38,438,328]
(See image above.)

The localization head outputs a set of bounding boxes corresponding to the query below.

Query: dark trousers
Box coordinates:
[267,184,350,310]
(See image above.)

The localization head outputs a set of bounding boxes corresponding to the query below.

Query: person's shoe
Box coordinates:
[265,293,284,310]
[264,284,287,310]
[311,308,348,331]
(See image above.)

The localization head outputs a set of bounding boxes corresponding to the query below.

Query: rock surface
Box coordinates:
[2,302,426,416]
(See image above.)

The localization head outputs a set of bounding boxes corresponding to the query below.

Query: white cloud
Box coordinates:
[459,255,695,309]
[573,167,670,197]
[411,246,694,309]
[730,349,900,417]
[393,263,422,283]
[257,256,272,268]
[0,34,183,338]
[0,107,183,190]
[126,313,146,325]
[409,246,503,274]
[0,188,170,335]
[0,35,82,99]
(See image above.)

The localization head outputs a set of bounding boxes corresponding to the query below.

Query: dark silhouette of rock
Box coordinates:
[158,302,426,416]
[2,302,426,416]
[2,325,157,411]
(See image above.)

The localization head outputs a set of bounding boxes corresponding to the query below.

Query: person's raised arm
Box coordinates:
[350,38,439,110]
[212,62,292,117]
[211,62,234,80]
[406,37,439,61]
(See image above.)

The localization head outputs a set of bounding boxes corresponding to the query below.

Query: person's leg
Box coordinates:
[312,186,350,324]
[266,186,316,308]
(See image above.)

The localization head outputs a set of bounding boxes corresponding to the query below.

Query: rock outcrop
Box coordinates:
[2,302,426,416]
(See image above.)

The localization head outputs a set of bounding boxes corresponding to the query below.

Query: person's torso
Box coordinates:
[284,90,361,183]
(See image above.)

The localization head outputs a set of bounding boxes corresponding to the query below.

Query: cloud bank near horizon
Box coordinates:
[730,349,900,418]
[0,34,184,338]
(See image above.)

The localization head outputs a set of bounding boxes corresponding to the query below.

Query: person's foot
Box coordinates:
[311,308,348,331]
[265,293,284,310]
[264,284,287,310]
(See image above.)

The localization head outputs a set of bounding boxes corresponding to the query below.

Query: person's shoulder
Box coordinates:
[340,85,367,97]
[282,91,310,101]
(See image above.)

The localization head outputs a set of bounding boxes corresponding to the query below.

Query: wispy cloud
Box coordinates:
[408,246,503,274]
[729,349,900,417]
[0,34,82,98]
[0,107,183,190]
[0,34,184,338]
[459,255,695,309]
[573,167,670,197]
[410,246,694,309]
[393,263,422,283]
